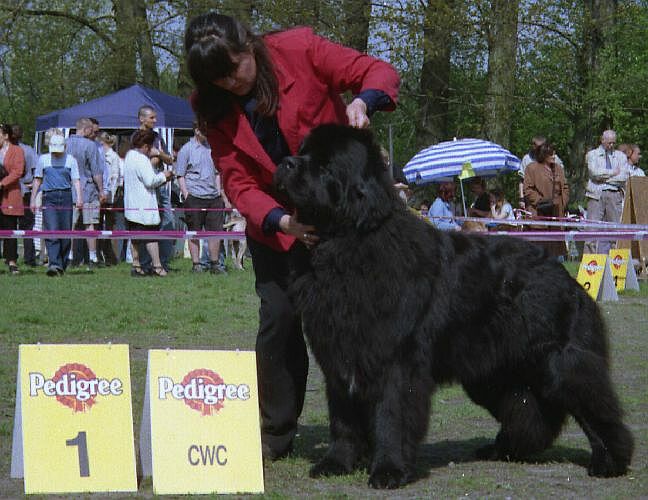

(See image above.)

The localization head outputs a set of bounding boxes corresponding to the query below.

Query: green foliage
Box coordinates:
[2,0,647,206]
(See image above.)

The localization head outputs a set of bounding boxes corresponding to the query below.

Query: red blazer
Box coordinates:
[1,143,25,216]
[201,28,400,251]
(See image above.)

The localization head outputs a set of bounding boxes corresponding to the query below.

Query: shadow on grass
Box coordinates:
[414,438,591,480]
[295,425,591,479]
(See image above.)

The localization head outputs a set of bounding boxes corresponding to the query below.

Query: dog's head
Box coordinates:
[275,124,400,235]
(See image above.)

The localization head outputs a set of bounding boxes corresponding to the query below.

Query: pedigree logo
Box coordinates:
[584,260,603,275]
[158,368,250,416]
[29,363,124,412]
[611,254,625,270]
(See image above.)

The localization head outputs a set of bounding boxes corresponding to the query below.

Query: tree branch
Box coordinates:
[520,20,578,50]
[17,8,115,49]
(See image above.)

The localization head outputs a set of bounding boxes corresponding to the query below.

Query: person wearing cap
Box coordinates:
[0,123,25,275]
[30,132,83,276]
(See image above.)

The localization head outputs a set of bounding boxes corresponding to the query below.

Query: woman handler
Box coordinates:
[185,13,399,459]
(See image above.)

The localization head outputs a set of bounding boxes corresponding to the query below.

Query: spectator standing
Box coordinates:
[65,117,104,267]
[30,134,82,276]
[523,142,570,259]
[98,132,121,264]
[113,140,129,261]
[12,124,38,266]
[618,143,645,178]
[429,182,461,231]
[123,129,173,277]
[134,105,175,271]
[519,135,564,209]
[584,129,627,254]
[523,143,569,217]
[0,123,26,274]
[185,12,399,459]
[176,124,227,274]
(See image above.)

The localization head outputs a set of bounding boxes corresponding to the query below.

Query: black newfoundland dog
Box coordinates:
[274,124,633,489]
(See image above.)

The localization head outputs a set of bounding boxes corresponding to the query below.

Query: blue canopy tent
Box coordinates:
[34,84,194,152]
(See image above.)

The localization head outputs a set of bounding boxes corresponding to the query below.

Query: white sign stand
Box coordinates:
[599,259,619,302]
[10,356,23,478]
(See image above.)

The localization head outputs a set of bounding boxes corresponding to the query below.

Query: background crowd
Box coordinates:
[0,108,245,277]
[420,129,644,260]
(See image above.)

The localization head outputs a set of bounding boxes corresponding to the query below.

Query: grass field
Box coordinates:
[1,258,646,498]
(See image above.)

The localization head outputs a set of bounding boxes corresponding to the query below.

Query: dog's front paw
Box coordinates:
[368,462,409,489]
[310,456,352,478]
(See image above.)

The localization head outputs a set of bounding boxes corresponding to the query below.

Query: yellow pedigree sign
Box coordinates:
[17,344,137,494]
[145,349,263,494]
[608,248,630,291]
[576,254,607,300]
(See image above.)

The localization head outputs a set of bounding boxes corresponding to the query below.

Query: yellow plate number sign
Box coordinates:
[17,344,137,494]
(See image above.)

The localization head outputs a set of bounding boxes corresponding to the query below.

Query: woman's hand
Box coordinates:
[279,214,319,248]
[346,98,370,129]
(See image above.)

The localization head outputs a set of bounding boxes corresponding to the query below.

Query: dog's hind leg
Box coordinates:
[556,346,634,477]
[310,382,368,478]
[466,382,566,461]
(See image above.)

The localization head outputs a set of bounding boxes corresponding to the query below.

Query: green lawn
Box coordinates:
[1,258,646,498]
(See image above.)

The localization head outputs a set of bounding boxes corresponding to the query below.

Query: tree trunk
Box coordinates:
[483,0,519,148]
[567,0,617,200]
[112,0,158,89]
[416,0,454,148]
[110,0,138,89]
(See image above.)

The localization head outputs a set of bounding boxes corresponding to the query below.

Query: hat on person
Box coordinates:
[49,134,65,153]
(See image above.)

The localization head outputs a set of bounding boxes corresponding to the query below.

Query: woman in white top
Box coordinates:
[124,129,173,277]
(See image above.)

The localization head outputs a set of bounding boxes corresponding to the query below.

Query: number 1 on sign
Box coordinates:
[66,431,90,477]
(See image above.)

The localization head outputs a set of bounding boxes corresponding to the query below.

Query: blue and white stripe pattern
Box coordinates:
[403,138,521,184]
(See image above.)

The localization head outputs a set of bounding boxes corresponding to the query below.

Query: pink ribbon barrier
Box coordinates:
[0,229,646,242]
[0,230,245,240]
[1,205,231,212]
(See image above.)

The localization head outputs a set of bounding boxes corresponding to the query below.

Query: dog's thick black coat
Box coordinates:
[275,124,634,489]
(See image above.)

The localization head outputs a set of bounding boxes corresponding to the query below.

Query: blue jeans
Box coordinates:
[42,190,73,270]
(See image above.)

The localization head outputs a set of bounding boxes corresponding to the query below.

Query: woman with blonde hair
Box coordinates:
[98,132,122,264]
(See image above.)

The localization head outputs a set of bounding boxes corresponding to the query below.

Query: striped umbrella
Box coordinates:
[402,138,521,185]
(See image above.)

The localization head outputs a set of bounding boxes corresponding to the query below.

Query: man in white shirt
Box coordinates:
[584,129,627,254]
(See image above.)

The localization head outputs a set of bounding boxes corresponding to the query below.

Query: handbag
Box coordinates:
[536,164,557,217]
[536,198,555,216]
[0,162,7,181]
